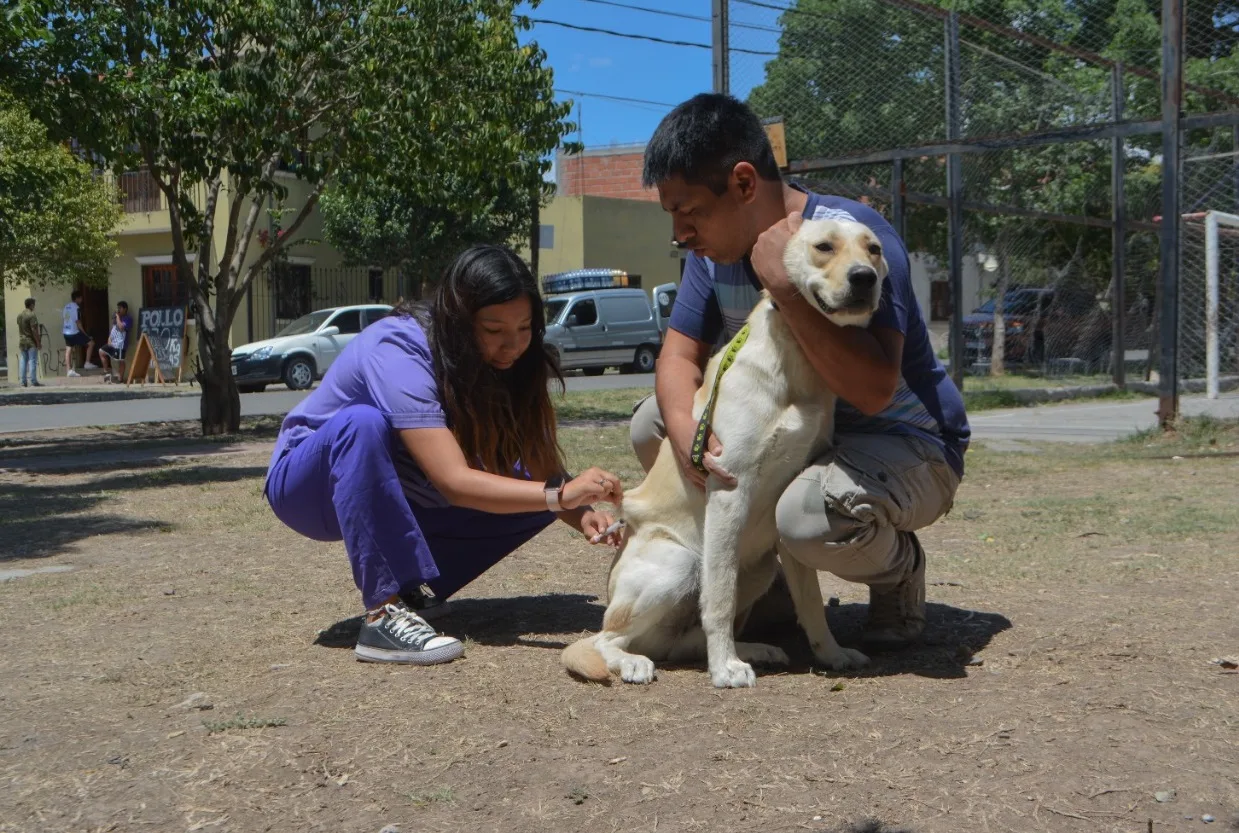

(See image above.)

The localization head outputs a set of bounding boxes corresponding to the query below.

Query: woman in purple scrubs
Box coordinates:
[265,245,624,666]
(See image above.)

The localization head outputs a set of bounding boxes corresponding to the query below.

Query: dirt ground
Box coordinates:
[1,417,1237,833]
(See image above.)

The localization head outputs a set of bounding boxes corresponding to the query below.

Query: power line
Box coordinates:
[526,17,777,55]
[554,88,678,109]
[528,18,705,48]
[566,0,783,33]
[731,0,811,17]
[567,0,711,24]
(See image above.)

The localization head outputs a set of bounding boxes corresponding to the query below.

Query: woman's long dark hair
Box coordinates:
[396,245,566,481]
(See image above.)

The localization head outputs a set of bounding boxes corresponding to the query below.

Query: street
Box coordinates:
[967,392,1239,443]
[0,372,656,434]
[2,373,1237,442]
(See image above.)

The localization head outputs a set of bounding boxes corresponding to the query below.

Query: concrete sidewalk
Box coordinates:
[0,366,196,405]
[969,391,1239,445]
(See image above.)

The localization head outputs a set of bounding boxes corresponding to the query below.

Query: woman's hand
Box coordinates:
[560,466,623,510]
[580,509,623,547]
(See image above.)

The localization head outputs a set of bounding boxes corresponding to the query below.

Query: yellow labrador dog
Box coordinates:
[563,217,889,688]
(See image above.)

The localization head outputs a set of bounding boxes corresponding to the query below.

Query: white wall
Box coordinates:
[907,251,987,353]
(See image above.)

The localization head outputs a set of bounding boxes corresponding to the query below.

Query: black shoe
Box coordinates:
[354,603,464,665]
[401,582,452,621]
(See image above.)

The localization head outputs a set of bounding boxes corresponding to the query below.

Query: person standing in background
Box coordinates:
[61,289,98,377]
[16,298,43,387]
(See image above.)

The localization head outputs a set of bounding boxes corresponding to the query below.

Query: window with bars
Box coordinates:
[142,264,188,308]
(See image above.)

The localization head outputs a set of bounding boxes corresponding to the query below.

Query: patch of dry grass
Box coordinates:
[553,383,1153,426]
[0,419,1235,833]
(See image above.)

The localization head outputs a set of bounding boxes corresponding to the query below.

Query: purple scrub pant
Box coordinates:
[265,404,554,609]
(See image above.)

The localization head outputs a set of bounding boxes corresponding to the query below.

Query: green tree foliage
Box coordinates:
[320,37,572,298]
[3,0,573,434]
[0,91,121,291]
[747,0,1238,297]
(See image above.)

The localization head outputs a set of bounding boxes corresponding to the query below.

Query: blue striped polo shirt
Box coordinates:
[667,189,970,476]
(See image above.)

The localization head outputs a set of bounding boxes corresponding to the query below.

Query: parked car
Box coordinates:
[543,284,677,375]
[962,284,1123,372]
[962,287,1054,367]
[230,303,392,392]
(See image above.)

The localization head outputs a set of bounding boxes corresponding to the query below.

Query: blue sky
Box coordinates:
[518,0,783,153]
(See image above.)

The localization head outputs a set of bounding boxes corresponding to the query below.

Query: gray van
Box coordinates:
[544,283,677,375]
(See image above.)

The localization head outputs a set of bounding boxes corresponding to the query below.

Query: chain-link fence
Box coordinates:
[725,0,1239,399]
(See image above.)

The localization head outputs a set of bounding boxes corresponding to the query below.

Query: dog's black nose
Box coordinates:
[848,265,878,291]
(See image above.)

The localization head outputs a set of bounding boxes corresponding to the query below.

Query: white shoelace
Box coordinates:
[381,604,438,645]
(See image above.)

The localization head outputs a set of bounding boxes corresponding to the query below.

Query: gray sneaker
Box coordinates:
[354,603,464,665]
[862,533,926,651]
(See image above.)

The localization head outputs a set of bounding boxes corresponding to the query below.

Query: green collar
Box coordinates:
[689,323,752,475]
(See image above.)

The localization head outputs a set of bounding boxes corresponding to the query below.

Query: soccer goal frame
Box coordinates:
[1203,210,1239,399]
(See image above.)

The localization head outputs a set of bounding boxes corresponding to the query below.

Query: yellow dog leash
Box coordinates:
[689,323,751,475]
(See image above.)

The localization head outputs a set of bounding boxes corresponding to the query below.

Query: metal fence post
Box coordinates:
[1234,124,1239,207]
[891,158,906,242]
[1111,62,1126,388]
[712,0,730,95]
[1158,0,1183,428]
[945,11,965,388]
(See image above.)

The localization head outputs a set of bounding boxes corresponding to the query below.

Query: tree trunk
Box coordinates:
[990,252,1007,376]
[529,190,541,280]
[197,317,241,435]
[1146,279,1160,382]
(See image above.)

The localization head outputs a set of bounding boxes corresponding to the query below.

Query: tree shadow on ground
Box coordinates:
[0,415,283,455]
[314,593,1011,683]
[0,515,168,560]
[0,442,261,475]
[0,463,268,560]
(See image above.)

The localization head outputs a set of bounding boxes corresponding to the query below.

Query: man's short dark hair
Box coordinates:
[117,301,128,311]
[71,289,83,302]
[25,298,36,310]
[642,93,782,195]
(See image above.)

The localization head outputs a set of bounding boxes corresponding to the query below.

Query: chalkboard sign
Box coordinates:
[138,306,187,374]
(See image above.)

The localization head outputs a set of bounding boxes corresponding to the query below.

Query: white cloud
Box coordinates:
[588,56,613,68]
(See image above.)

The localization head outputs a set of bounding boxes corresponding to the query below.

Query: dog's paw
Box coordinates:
[619,655,656,684]
[815,646,870,671]
[736,642,790,667]
[710,658,757,689]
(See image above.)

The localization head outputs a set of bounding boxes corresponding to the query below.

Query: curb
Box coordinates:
[0,387,197,406]
[1,376,1235,410]
[1126,375,1239,397]
[990,375,1239,405]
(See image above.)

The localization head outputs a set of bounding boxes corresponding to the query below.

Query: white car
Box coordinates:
[230,304,393,392]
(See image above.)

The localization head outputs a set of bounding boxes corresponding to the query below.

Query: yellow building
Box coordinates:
[526,195,684,299]
[6,176,679,380]
[4,169,397,381]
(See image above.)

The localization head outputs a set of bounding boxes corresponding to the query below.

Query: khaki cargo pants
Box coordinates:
[630,394,960,589]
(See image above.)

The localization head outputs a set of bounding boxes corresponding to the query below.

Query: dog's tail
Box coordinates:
[562,634,610,682]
